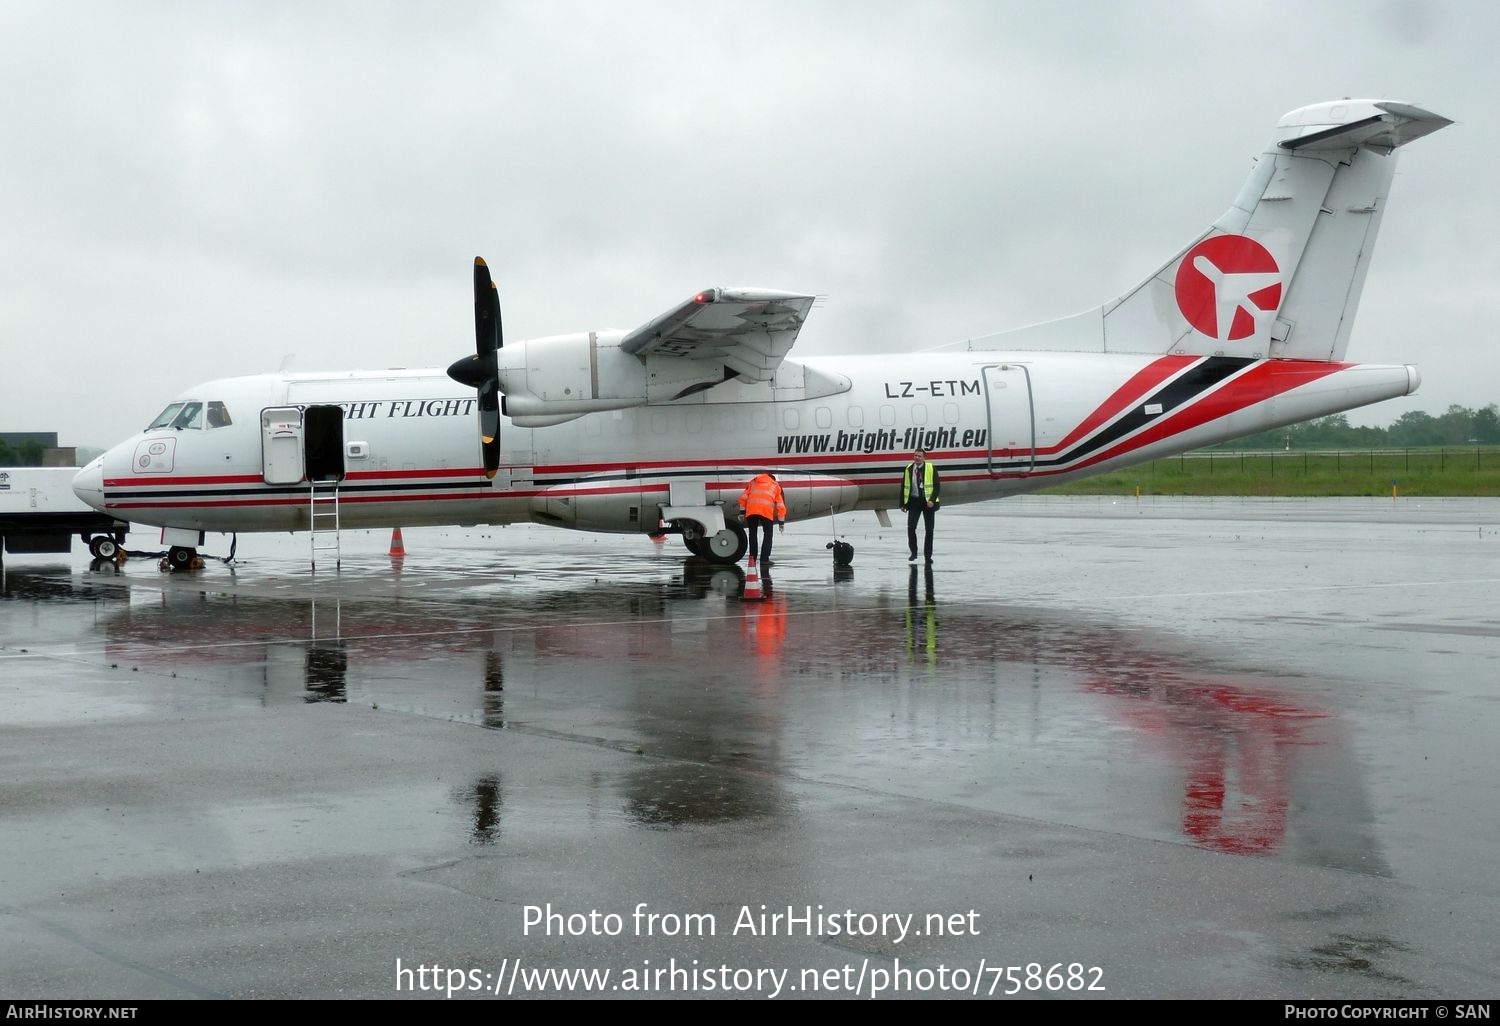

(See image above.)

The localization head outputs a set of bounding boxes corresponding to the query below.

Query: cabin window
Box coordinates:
[943,402,959,425]
[879,405,896,427]
[782,408,800,430]
[815,407,832,428]
[847,406,865,428]
[206,401,233,428]
[911,404,928,426]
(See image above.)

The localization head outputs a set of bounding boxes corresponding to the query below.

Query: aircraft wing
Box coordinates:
[621,288,816,382]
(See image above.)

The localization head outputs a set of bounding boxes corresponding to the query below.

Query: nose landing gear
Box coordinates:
[678,521,747,564]
[87,535,120,560]
[165,546,203,572]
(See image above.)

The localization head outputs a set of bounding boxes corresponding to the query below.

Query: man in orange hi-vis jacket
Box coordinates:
[737,471,786,567]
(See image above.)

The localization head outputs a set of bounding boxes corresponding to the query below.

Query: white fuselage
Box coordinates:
[73,349,1417,538]
[71,100,1449,550]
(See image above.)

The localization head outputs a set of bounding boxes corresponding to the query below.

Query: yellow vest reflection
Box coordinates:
[904,565,938,666]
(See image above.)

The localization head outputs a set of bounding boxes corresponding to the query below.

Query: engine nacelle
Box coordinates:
[495,330,647,419]
[497,330,729,420]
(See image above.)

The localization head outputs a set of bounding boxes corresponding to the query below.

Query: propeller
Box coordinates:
[447,257,503,479]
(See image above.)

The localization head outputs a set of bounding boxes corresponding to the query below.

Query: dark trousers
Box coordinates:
[746,515,774,561]
[906,503,935,559]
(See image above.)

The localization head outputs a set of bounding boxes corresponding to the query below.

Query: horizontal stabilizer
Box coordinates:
[1277,100,1452,155]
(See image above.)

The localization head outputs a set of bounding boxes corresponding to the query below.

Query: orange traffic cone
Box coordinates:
[741,565,762,601]
[389,527,406,558]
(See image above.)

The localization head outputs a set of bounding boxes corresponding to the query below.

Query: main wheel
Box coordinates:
[701,524,747,564]
[679,525,708,557]
[167,546,197,570]
[89,536,118,559]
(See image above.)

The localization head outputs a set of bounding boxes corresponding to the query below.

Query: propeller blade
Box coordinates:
[454,256,505,480]
[474,256,502,356]
[479,381,500,480]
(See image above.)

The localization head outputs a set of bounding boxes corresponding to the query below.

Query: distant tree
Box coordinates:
[1289,414,1384,448]
[1433,404,1476,446]
[17,439,45,465]
[1204,403,1498,451]
[1471,405,1500,444]
[0,440,14,465]
[1389,410,1440,447]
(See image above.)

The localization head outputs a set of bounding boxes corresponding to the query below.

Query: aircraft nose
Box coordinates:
[73,457,105,512]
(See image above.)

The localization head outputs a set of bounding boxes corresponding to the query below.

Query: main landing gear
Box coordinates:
[677,522,747,565]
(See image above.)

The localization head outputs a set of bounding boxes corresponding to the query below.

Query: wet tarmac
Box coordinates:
[1,496,1497,999]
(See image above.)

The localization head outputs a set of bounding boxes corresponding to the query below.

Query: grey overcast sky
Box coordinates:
[2,0,1496,448]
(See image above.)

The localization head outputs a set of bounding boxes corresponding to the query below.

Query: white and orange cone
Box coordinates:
[742,563,762,601]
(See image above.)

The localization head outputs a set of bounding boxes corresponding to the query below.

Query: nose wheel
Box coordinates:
[167,546,199,571]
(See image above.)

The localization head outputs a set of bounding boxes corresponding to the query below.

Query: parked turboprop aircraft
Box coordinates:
[73,99,1450,570]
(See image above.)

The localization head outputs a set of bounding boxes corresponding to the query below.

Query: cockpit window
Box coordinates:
[170,402,204,430]
[147,402,186,430]
[147,400,222,431]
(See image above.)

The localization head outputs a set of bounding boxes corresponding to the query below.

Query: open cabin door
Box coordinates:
[303,405,346,482]
[262,407,304,485]
[982,364,1037,476]
[261,405,346,485]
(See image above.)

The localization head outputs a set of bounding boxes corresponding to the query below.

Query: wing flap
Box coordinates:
[622,287,816,383]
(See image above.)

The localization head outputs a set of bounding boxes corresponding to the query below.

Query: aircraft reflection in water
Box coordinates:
[1082,668,1317,856]
[100,589,360,708]
[82,563,1383,866]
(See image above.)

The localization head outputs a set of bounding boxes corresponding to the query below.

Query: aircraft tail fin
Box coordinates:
[1106,99,1451,362]
[960,100,1450,363]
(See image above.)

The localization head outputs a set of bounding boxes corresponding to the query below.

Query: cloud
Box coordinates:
[1,0,1495,445]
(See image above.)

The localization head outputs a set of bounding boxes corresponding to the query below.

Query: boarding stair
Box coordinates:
[309,480,341,571]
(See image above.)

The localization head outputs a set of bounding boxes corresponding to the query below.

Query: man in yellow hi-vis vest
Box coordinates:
[901,449,941,563]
